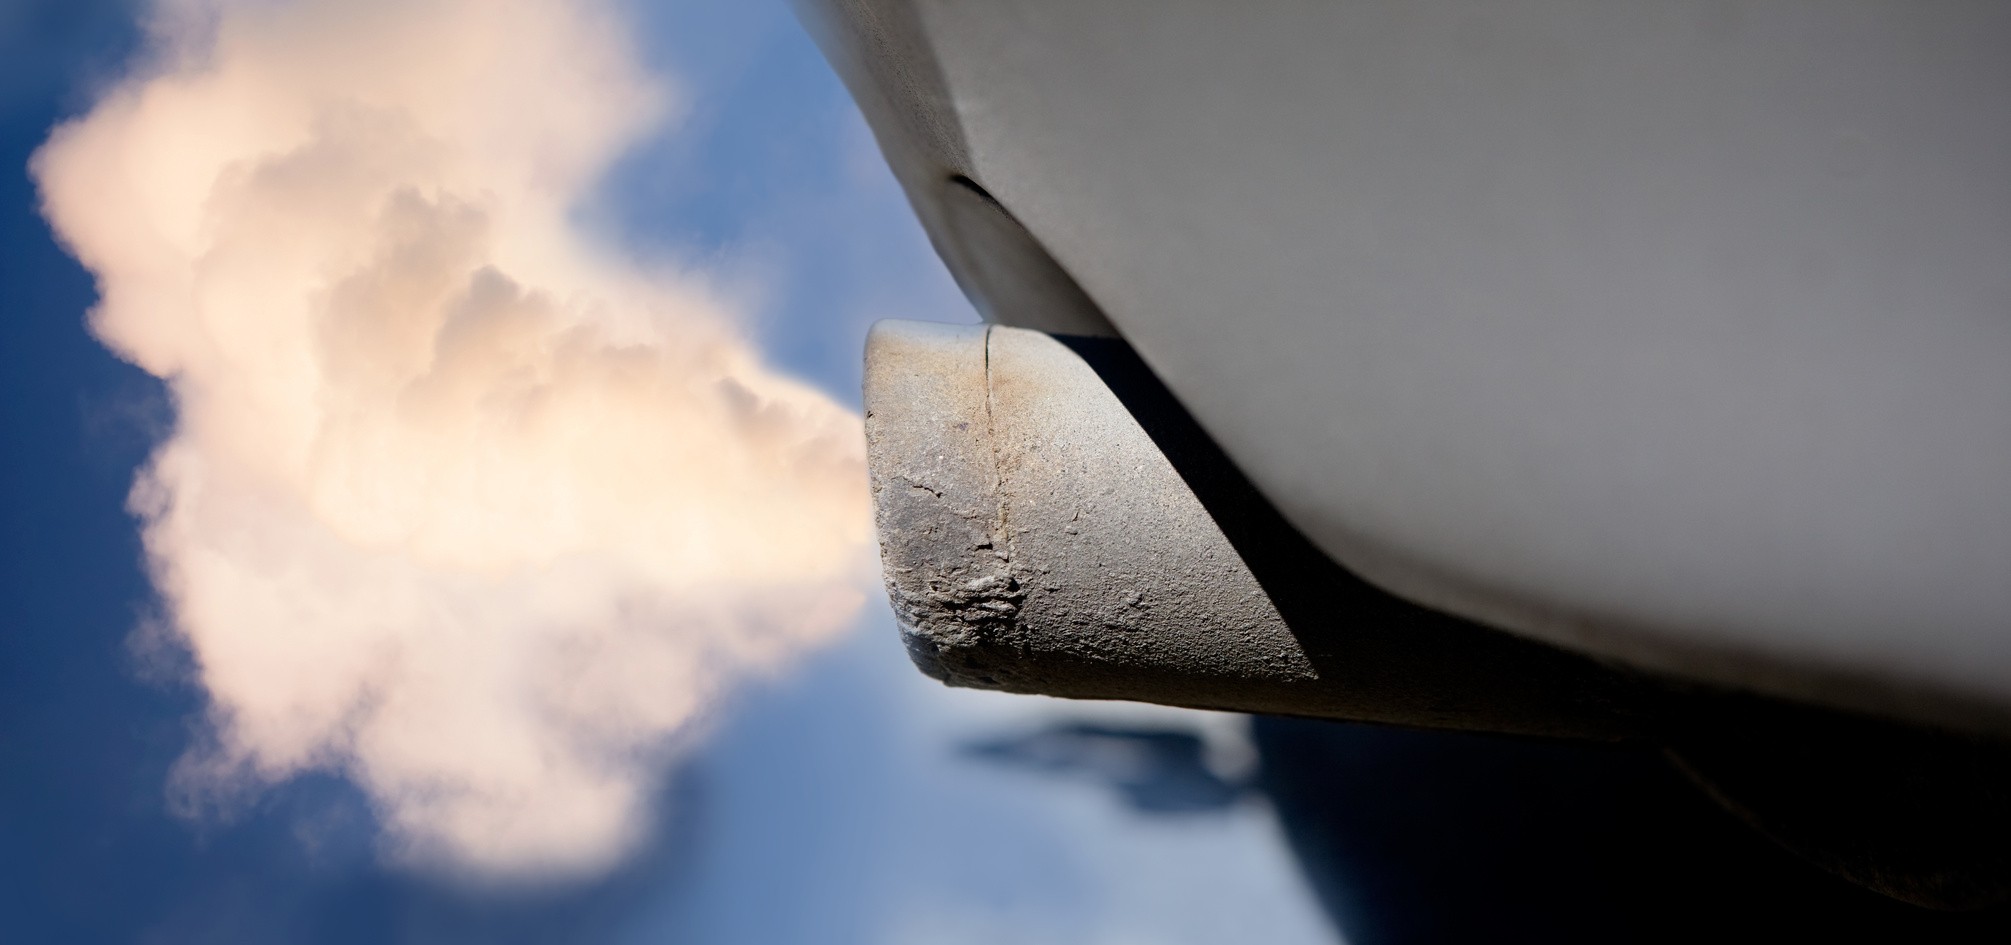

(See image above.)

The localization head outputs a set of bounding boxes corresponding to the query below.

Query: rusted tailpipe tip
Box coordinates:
[865,319,1313,696]
[863,320,1635,739]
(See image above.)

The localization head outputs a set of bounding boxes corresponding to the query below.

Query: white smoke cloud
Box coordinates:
[33,0,874,878]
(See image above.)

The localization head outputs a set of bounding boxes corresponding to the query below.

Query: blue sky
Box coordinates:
[0,1,1337,942]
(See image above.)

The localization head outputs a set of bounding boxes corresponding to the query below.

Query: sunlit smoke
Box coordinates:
[33,0,873,878]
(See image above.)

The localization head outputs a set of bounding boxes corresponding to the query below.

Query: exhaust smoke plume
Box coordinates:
[34,0,873,877]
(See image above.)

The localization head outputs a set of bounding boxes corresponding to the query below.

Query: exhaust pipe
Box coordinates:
[864,320,1636,739]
